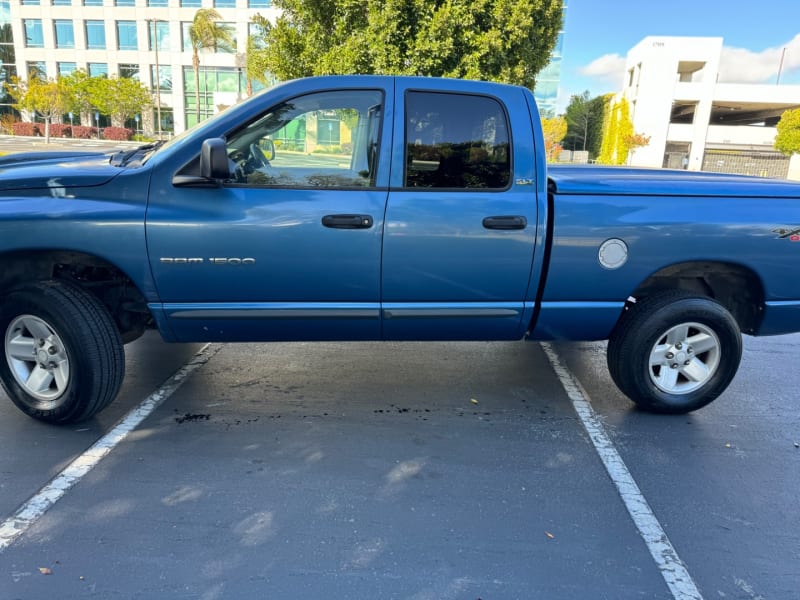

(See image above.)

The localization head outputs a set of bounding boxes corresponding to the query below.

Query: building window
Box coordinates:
[26,61,46,79]
[24,20,44,48]
[119,63,140,79]
[21,0,40,5]
[404,92,511,189]
[116,21,137,50]
[57,62,76,76]
[148,21,169,51]
[248,0,270,6]
[147,0,167,5]
[52,0,71,5]
[83,0,103,5]
[214,0,235,6]
[151,64,172,92]
[85,20,106,50]
[180,0,201,6]
[88,62,108,77]
[114,0,135,6]
[184,66,244,127]
[54,20,75,49]
[181,22,192,52]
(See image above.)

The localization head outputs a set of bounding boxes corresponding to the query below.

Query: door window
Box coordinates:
[225,90,383,189]
[404,91,511,189]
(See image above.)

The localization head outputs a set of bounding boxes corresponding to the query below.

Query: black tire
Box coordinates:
[0,280,125,423]
[607,290,742,414]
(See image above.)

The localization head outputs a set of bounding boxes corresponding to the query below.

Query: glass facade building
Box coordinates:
[533,5,567,118]
[6,1,279,132]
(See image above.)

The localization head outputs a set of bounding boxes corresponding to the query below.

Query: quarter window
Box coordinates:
[404,92,511,189]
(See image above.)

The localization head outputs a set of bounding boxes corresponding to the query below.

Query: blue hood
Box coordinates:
[548,164,800,198]
[0,151,122,191]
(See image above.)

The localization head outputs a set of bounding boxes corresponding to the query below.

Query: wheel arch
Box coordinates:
[628,261,765,335]
[0,249,153,343]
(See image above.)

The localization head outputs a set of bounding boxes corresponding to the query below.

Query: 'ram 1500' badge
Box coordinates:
[160,258,256,264]
[772,227,800,241]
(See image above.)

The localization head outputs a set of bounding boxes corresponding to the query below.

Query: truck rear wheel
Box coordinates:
[0,281,124,423]
[607,290,742,413]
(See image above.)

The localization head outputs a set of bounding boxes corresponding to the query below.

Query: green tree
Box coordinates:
[59,69,99,126]
[246,14,273,93]
[775,108,800,156]
[563,91,607,157]
[4,75,68,142]
[189,9,235,122]
[91,76,152,127]
[254,0,564,89]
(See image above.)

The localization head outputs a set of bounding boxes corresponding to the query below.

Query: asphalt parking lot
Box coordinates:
[1,332,799,599]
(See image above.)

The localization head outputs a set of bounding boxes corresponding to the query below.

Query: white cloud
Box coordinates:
[578,53,627,88]
[719,34,800,83]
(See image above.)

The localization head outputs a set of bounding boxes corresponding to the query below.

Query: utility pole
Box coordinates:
[777,47,787,85]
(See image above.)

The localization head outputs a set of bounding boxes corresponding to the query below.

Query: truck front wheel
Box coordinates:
[607,291,742,413]
[0,281,125,423]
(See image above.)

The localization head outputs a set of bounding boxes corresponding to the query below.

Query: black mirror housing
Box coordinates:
[200,138,230,180]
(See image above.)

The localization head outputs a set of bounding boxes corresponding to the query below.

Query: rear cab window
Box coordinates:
[404,91,511,190]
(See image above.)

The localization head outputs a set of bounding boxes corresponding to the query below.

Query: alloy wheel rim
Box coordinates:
[648,321,720,395]
[5,314,70,407]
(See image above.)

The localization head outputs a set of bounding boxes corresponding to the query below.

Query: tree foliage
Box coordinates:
[90,76,152,127]
[597,97,649,166]
[253,0,564,89]
[541,115,566,162]
[5,71,153,132]
[775,108,800,156]
[4,76,69,141]
[563,91,606,157]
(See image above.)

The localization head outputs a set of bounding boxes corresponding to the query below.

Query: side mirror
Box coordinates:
[261,139,276,161]
[200,138,231,180]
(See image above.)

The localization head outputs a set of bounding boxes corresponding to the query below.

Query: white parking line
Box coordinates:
[0,343,222,553]
[541,342,704,600]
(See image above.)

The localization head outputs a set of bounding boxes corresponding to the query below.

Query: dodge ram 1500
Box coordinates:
[1,75,799,423]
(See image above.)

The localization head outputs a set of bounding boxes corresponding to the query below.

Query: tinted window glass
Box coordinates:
[405,91,510,189]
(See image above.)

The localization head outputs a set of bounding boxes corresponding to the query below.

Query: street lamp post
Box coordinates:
[148,19,164,138]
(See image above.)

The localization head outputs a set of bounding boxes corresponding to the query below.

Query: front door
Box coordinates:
[146,88,390,341]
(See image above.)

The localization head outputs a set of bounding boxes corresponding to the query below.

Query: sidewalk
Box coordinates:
[0,134,141,154]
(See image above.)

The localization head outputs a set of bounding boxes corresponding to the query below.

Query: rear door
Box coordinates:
[381,79,540,340]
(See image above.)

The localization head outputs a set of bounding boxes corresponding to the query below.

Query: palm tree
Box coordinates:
[189,9,234,123]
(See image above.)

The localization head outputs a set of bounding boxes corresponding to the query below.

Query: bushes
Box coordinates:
[102,127,133,141]
[42,123,72,138]
[11,122,37,136]
[10,122,75,138]
[71,125,95,139]
[6,121,133,141]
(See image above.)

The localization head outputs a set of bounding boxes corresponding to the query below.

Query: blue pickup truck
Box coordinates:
[1,75,799,423]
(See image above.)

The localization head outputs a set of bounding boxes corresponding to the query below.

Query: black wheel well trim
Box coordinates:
[626,260,765,335]
[0,249,154,343]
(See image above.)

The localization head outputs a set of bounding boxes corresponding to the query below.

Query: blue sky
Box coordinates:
[558,0,800,110]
